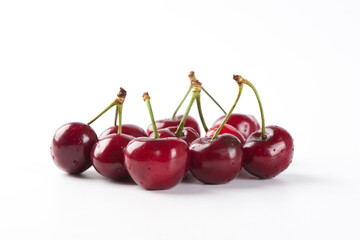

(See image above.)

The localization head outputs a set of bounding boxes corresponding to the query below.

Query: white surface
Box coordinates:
[1,0,360,239]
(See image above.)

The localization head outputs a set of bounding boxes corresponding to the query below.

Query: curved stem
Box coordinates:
[196,95,208,132]
[174,92,198,137]
[201,86,226,115]
[87,101,116,125]
[171,85,192,120]
[117,104,123,134]
[114,105,118,126]
[242,80,266,139]
[212,84,243,140]
[145,98,159,139]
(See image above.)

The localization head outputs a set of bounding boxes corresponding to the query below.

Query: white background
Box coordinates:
[1,0,359,239]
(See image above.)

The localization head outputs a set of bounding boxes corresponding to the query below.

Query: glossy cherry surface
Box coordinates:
[99,124,147,139]
[150,126,200,145]
[213,113,260,139]
[205,123,245,144]
[124,137,189,190]
[146,115,200,136]
[189,134,244,184]
[243,125,294,179]
[50,122,98,174]
[91,133,134,180]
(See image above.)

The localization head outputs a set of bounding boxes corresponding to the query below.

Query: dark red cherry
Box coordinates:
[213,113,260,139]
[124,137,190,190]
[50,122,98,174]
[146,115,200,136]
[189,134,244,184]
[150,126,200,145]
[205,123,245,144]
[91,133,134,180]
[243,125,294,179]
[99,124,147,139]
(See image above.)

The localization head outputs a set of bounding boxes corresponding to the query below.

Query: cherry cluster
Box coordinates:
[50,72,294,190]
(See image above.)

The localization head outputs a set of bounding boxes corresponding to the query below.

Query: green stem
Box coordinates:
[174,92,198,137]
[196,95,208,132]
[212,84,243,140]
[171,85,192,120]
[201,86,226,115]
[145,99,159,139]
[114,105,118,126]
[242,80,266,139]
[87,101,116,125]
[117,104,123,134]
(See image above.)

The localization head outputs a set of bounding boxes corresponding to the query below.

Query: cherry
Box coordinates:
[187,80,246,184]
[150,126,200,145]
[205,123,245,144]
[91,133,134,180]
[124,93,189,190]
[232,74,294,178]
[99,124,147,139]
[213,113,260,139]
[189,134,244,184]
[125,137,189,190]
[50,122,97,174]
[243,126,294,179]
[90,88,137,180]
[146,115,200,136]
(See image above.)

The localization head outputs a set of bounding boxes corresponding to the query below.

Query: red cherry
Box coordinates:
[189,134,244,184]
[205,123,245,143]
[91,133,134,180]
[99,124,147,139]
[146,115,200,136]
[124,137,190,190]
[243,125,294,179]
[50,122,98,174]
[150,126,200,145]
[213,113,260,139]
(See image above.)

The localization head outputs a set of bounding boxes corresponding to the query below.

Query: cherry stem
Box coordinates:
[114,106,118,126]
[201,86,227,115]
[212,84,243,140]
[117,104,123,134]
[88,87,126,126]
[171,84,192,120]
[196,95,208,132]
[241,79,266,139]
[174,92,198,137]
[143,92,159,139]
[87,101,115,125]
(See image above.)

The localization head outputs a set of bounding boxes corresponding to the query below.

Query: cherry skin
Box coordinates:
[146,115,200,136]
[150,126,200,145]
[91,133,134,180]
[189,134,244,184]
[50,122,98,174]
[205,123,245,144]
[124,137,190,190]
[243,125,294,179]
[213,113,260,139]
[99,124,147,139]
